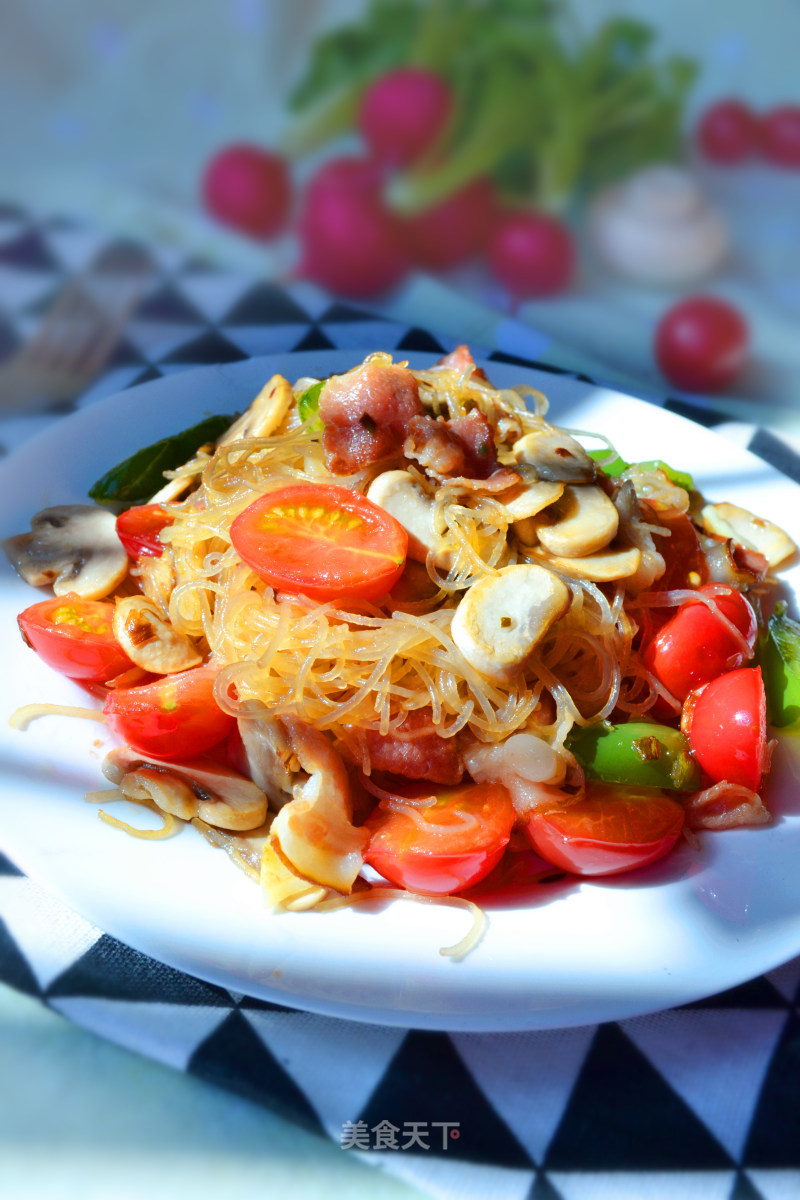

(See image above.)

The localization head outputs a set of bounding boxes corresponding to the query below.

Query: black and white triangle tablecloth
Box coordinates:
[2,206,800,1200]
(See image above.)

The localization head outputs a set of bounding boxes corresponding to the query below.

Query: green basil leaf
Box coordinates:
[88,413,233,507]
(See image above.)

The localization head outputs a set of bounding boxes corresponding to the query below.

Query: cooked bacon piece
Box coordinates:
[683,780,771,830]
[404,410,499,480]
[446,467,522,493]
[320,361,423,474]
[404,414,466,476]
[447,411,498,478]
[436,344,489,382]
[364,708,464,784]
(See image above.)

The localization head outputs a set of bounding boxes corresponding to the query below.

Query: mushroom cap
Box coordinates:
[701,502,796,569]
[589,164,729,287]
[451,563,570,681]
[5,504,128,600]
[535,484,619,559]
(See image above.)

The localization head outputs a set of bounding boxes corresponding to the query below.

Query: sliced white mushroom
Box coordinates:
[135,550,176,613]
[270,716,369,892]
[5,504,128,600]
[237,711,295,810]
[366,469,450,566]
[102,747,268,831]
[218,374,294,445]
[501,480,564,521]
[450,564,569,681]
[261,840,329,911]
[701,502,795,569]
[112,596,202,674]
[530,542,641,582]
[512,429,595,483]
[534,484,619,558]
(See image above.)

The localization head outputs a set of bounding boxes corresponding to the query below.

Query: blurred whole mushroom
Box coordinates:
[588,164,728,287]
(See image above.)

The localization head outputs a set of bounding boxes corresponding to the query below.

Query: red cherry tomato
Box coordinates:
[230,483,408,603]
[655,296,749,393]
[760,106,800,167]
[682,666,767,791]
[643,584,756,704]
[202,144,291,239]
[525,783,685,877]
[18,594,133,683]
[364,779,515,895]
[116,504,174,558]
[488,212,574,299]
[696,99,758,164]
[103,663,234,760]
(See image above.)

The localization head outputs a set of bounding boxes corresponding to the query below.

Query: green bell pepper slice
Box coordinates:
[588,450,694,491]
[759,602,800,727]
[566,720,702,792]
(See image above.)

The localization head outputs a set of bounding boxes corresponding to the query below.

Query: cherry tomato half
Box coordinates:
[230,483,408,603]
[525,783,685,877]
[365,779,515,895]
[643,584,756,704]
[18,594,133,682]
[103,663,234,760]
[116,504,174,558]
[682,666,767,792]
[655,296,748,393]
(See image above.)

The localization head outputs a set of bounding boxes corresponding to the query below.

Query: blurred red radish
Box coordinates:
[359,67,453,167]
[695,100,758,164]
[297,156,410,297]
[202,144,291,239]
[760,106,800,167]
[488,212,574,299]
[403,177,497,271]
[655,295,748,392]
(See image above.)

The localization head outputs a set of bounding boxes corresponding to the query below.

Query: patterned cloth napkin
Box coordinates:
[2,206,800,1200]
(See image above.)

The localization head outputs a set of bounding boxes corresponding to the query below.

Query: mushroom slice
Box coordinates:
[112,596,202,674]
[366,469,450,566]
[512,430,595,483]
[450,564,569,681]
[102,747,268,831]
[501,480,564,521]
[700,502,795,569]
[530,542,641,582]
[136,551,176,613]
[270,715,369,893]
[237,711,295,810]
[535,484,619,558]
[5,504,128,600]
[218,374,294,445]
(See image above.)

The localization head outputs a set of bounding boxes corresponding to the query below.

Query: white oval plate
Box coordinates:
[1,350,800,1032]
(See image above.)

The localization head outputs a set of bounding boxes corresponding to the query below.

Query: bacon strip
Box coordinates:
[683,780,771,830]
[436,344,490,382]
[364,709,464,785]
[404,410,502,481]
